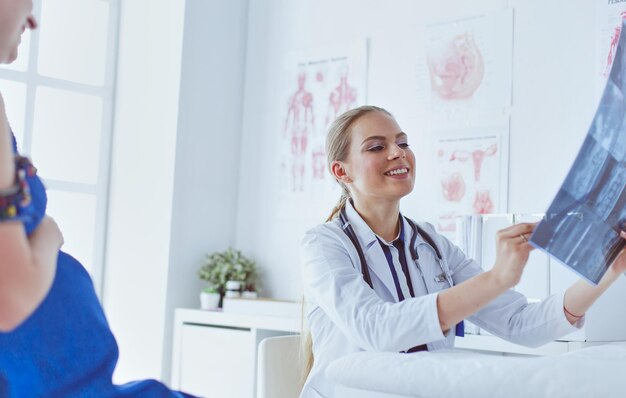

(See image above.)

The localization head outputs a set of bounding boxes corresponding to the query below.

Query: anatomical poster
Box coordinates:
[434,121,509,240]
[277,40,367,221]
[596,0,626,94]
[416,9,513,117]
[530,20,626,285]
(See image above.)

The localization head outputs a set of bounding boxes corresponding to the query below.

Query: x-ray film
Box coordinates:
[529,21,626,284]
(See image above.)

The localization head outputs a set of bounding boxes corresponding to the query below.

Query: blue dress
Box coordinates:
[0,135,198,398]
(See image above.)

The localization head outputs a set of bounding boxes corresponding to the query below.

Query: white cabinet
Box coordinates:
[171,309,300,398]
[178,324,255,397]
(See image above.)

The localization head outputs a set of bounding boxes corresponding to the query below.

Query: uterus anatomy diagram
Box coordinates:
[439,141,498,215]
[427,32,485,101]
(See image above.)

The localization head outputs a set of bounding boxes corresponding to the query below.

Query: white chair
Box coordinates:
[257,334,303,398]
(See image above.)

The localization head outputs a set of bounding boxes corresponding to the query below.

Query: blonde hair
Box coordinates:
[300,105,393,387]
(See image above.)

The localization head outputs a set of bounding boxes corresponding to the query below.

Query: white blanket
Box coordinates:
[326,346,626,397]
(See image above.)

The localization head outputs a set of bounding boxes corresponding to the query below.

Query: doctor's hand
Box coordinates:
[490,223,536,289]
[610,230,626,274]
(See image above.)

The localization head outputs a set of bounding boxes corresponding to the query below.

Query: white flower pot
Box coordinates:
[225,280,242,298]
[241,290,258,299]
[200,292,221,310]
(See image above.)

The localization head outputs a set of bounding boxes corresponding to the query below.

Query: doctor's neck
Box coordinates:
[352,196,401,242]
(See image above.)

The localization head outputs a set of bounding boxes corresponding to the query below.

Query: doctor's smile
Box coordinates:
[383,167,410,178]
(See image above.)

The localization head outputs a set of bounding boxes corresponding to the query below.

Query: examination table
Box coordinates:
[326,345,626,397]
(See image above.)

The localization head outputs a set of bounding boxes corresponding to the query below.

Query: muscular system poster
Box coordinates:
[277,41,368,221]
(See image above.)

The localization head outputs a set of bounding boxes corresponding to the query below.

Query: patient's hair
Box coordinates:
[300,105,394,387]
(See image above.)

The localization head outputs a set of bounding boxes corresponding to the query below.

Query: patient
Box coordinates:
[299,105,626,398]
[0,1,195,396]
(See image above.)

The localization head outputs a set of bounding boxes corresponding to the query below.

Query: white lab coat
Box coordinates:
[300,202,582,398]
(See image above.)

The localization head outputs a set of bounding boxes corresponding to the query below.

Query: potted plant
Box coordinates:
[200,285,221,310]
[198,248,258,307]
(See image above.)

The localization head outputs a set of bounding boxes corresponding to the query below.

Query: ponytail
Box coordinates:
[299,322,314,391]
[325,186,350,222]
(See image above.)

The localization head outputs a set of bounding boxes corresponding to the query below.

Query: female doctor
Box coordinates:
[299,105,626,398]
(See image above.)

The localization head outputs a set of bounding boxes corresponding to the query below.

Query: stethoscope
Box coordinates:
[339,205,464,337]
[339,206,454,289]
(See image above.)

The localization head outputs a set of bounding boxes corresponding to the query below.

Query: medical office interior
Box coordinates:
[3,0,626,397]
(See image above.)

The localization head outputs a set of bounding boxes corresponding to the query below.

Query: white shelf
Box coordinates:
[174,308,301,333]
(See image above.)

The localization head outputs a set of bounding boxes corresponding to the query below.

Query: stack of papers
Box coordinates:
[456,214,483,265]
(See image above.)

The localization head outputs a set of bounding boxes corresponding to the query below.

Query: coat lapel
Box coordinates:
[345,202,399,301]
[364,243,400,301]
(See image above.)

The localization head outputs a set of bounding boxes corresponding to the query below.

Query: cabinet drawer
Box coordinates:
[179,324,255,397]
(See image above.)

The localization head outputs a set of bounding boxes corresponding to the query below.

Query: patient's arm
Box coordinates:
[0,95,62,331]
[0,216,62,331]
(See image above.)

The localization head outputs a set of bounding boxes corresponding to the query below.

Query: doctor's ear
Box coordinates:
[331,161,352,183]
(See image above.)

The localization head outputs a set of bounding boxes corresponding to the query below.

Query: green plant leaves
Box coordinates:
[198,248,257,294]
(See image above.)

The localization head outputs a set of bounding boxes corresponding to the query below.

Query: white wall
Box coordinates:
[236,0,599,300]
[161,0,249,383]
[104,0,249,385]
[103,0,185,383]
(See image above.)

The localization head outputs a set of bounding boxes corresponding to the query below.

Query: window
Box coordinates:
[0,0,120,295]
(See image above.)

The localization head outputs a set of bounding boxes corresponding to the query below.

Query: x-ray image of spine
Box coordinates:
[449,143,497,182]
[427,32,485,100]
[533,18,626,283]
[325,64,358,125]
[283,72,315,192]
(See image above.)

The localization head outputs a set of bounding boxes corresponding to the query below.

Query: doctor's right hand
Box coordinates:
[490,223,536,289]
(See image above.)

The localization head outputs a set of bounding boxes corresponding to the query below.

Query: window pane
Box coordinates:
[46,190,97,274]
[31,86,102,184]
[38,0,110,86]
[0,79,27,146]
[0,29,31,72]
